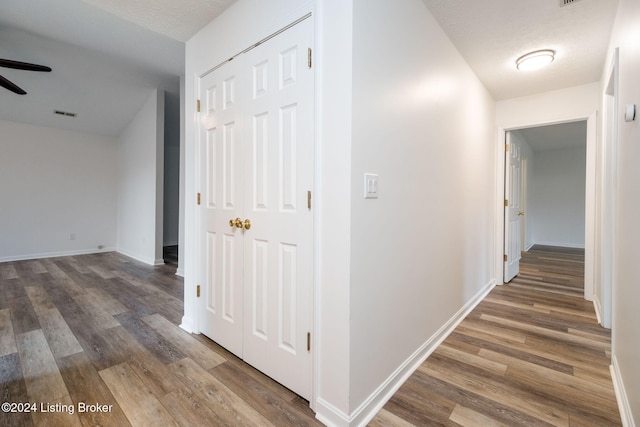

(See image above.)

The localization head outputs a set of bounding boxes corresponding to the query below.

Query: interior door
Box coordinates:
[200,52,246,357]
[504,132,522,282]
[198,17,314,400]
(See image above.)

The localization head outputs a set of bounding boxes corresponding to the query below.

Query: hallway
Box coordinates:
[372,248,620,426]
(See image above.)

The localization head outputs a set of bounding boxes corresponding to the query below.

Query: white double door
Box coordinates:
[198,18,313,399]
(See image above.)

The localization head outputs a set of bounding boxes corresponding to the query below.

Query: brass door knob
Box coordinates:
[229,218,243,228]
[243,219,251,230]
[517,211,525,216]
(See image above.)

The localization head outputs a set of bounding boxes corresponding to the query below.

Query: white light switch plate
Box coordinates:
[364,173,378,199]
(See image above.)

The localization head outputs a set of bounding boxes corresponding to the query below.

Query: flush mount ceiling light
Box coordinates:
[516,49,555,71]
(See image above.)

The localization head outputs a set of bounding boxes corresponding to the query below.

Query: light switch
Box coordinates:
[364,173,378,199]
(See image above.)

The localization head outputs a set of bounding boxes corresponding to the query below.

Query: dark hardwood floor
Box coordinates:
[372,245,620,426]
[1,247,620,426]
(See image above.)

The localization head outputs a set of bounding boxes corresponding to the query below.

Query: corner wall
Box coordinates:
[0,119,117,261]
[116,89,165,265]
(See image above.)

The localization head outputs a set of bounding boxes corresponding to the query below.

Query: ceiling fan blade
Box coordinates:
[0,74,27,95]
[0,58,52,72]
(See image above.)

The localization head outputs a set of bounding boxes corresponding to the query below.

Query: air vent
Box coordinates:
[560,0,582,6]
[54,110,77,117]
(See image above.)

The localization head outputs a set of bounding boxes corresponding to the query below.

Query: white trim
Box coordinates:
[116,248,164,266]
[175,267,184,277]
[315,279,496,427]
[531,241,585,249]
[315,398,351,427]
[592,296,603,326]
[611,355,636,427]
[496,112,597,302]
[179,316,198,334]
[0,247,116,263]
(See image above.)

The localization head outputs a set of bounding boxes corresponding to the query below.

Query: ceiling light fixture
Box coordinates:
[516,49,555,71]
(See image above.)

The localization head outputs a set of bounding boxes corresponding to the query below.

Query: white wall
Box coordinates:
[349,0,496,414]
[164,90,180,246]
[604,0,640,423]
[0,119,117,261]
[116,89,165,265]
[530,146,586,248]
[497,83,600,128]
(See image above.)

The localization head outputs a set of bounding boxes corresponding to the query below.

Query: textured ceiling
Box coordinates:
[0,0,620,136]
[422,0,619,100]
[79,0,238,42]
[0,0,236,136]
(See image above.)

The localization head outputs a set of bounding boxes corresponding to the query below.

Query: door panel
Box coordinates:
[200,56,246,358]
[504,133,522,282]
[199,17,313,399]
[242,18,313,399]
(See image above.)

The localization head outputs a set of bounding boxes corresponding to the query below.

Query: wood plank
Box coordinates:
[479,348,620,418]
[113,312,186,365]
[369,409,416,427]
[417,363,570,426]
[83,287,129,315]
[208,360,320,426]
[0,308,17,356]
[449,404,511,427]
[0,352,32,427]
[101,325,179,399]
[29,395,83,427]
[71,292,121,330]
[170,357,275,427]
[56,352,131,427]
[35,308,83,359]
[7,296,40,335]
[99,362,180,427]
[141,313,226,370]
[0,263,19,280]
[159,385,234,427]
[24,286,56,313]
[16,329,70,403]
[436,343,508,376]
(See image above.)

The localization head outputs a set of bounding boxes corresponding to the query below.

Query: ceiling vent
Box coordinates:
[54,110,77,117]
[560,0,582,6]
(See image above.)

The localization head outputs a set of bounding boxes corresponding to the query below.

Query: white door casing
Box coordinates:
[504,132,522,282]
[198,17,314,400]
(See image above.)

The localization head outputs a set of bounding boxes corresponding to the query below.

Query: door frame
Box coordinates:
[495,112,597,304]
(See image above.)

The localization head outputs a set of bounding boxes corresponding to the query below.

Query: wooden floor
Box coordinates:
[372,246,621,426]
[0,252,320,427]
[509,245,586,297]
[1,249,620,426]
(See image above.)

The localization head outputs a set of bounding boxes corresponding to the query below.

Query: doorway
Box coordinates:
[196,17,314,400]
[500,114,596,304]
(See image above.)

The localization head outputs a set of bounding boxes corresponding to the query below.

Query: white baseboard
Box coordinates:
[0,247,116,263]
[611,355,636,427]
[532,241,585,249]
[175,267,184,277]
[179,315,197,334]
[115,248,163,266]
[314,279,496,427]
[593,295,603,326]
